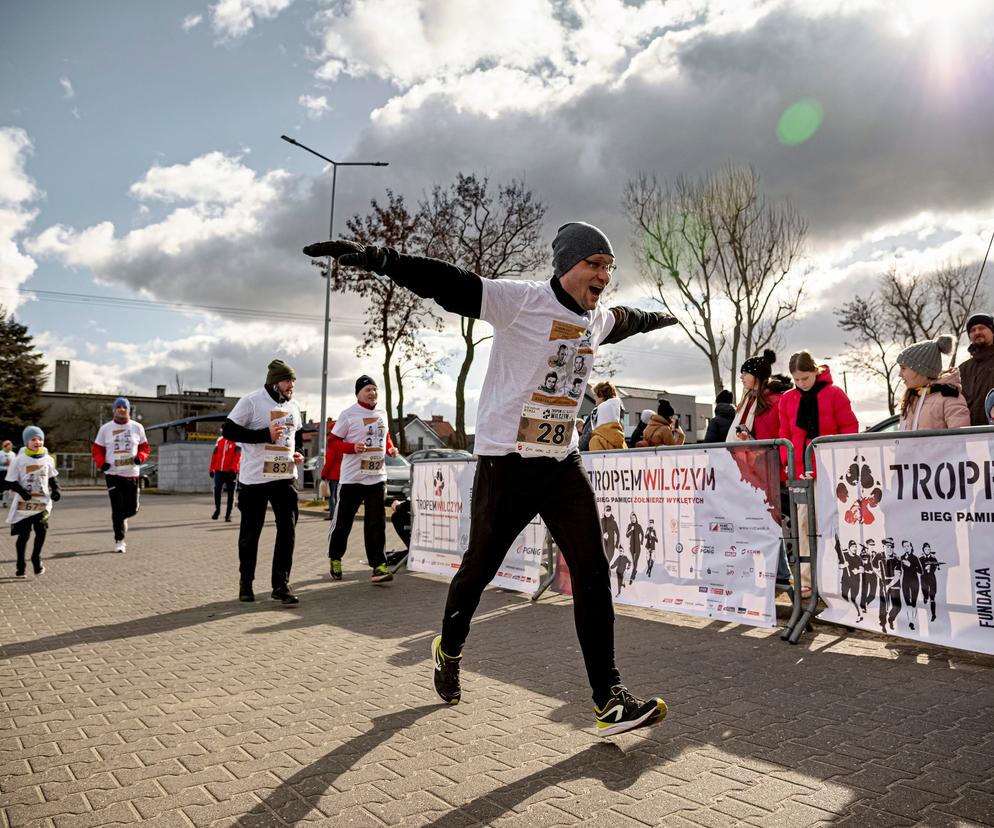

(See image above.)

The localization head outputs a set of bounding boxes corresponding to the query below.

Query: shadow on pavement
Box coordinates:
[234,706,439,826]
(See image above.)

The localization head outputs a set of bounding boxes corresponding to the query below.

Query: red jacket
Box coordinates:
[321,438,344,481]
[735,390,784,441]
[778,365,858,478]
[209,437,241,475]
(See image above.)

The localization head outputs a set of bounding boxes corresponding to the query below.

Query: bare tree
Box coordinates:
[337,191,443,443]
[624,165,807,396]
[835,261,985,412]
[835,295,901,414]
[421,173,547,448]
[393,337,444,454]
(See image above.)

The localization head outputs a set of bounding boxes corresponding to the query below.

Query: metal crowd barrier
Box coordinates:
[785,425,994,646]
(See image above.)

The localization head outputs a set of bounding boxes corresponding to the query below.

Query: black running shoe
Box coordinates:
[594,685,667,736]
[431,635,461,704]
[271,586,299,605]
[211,509,220,520]
[239,581,255,602]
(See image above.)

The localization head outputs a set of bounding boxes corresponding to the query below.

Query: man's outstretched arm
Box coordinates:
[601,307,678,345]
[304,240,482,318]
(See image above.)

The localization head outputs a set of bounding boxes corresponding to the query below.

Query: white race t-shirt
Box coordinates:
[474,279,615,458]
[94,420,147,478]
[5,448,58,524]
[591,397,623,427]
[228,387,301,486]
[333,403,389,485]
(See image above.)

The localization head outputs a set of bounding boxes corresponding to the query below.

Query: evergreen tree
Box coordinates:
[0,306,47,444]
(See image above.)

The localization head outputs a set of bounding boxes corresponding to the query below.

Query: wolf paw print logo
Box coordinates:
[433,470,445,498]
[836,456,883,525]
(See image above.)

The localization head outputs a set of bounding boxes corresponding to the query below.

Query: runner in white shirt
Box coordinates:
[304,221,677,736]
[326,375,399,584]
[92,397,149,554]
[6,426,60,577]
[222,359,304,605]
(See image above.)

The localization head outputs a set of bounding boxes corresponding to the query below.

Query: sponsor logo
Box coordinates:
[724,550,737,558]
[710,521,733,533]
[674,598,684,605]
[675,542,684,554]
[662,597,674,604]
[737,607,747,614]
[710,587,725,595]
[698,586,708,593]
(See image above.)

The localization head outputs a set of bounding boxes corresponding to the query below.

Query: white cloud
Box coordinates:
[59,77,75,99]
[210,0,294,39]
[182,13,203,30]
[0,127,41,310]
[298,94,330,120]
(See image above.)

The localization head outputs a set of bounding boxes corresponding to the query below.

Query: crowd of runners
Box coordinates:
[6,220,994,736]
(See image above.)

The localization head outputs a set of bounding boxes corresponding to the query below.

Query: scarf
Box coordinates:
[25,447,47,458]
[795,381,827,441]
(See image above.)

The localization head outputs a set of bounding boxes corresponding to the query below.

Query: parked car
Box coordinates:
[385,454,411,500]
[301,455,321,487]
[406,448,473,464]
[865,414,899,433]
[139,462,158,489]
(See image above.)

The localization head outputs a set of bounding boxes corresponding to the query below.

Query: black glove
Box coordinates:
[209,470,214,478]
[100,462,111,472]
[654,312,679,329]
[10,482,30,501]
[50,488,61,502]
[133,456,143,465]
[302,240,389,271]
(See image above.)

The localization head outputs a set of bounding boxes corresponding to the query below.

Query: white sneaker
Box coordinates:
[115,540,126,554]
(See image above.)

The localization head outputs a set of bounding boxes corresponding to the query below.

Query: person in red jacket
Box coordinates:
[727,350,792,443]
[209,436,241,522]
[320,425,343,521]
[778,351,859,479]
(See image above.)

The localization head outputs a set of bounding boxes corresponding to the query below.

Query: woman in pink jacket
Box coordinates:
[779,351,859,479]
[896,335,970,431]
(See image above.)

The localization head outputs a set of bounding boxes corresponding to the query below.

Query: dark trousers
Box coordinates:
[441,452,621,702]
[105,475,139,541]
[391,499,411,550]
[327,482,386,568]
[12,513,47,574]
[213,471,236,517]
[237,480,298,589]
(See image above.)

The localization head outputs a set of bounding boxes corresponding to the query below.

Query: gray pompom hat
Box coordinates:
[896,334,955,380]
[551,222,614,279]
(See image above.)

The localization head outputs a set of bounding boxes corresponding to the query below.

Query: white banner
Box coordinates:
[572,446,784,628]
[407,460,544,592]
[814,432,994,655]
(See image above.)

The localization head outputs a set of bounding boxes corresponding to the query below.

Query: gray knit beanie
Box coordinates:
[551,222,614,278]
[897,334,955,380]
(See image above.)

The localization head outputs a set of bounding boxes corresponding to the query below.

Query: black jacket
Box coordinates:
[704,402,736,443]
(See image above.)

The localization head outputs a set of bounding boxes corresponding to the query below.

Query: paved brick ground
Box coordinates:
[2,491,993,827]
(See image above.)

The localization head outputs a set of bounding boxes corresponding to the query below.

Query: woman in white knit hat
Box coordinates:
[896,334,970,431]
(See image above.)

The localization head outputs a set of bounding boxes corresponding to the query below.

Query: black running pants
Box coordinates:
[237,480,298,589]
[105,475,139,541]
[440,452,621,701]
[214,471,236,517]
[327,482,386,568]
[12,513,47,573]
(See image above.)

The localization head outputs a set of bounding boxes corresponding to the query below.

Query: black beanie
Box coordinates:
[266,359,296,385]
[657,398,675,418]
[740,349,776,381]
[716,389,733,404]
[966,312,994,335]
[355,374,377,395]
[551,222,614,279]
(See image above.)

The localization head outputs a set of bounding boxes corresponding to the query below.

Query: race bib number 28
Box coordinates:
[516,403,575,459]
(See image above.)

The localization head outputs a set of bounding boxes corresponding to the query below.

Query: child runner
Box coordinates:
[6,426,60,577]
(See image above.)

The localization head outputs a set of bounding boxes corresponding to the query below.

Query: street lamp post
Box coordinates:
[280,134,388,471]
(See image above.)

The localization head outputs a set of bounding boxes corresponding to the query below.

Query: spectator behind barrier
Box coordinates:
[638,398,686,447]
[588,381,626,451]
[703,390,735,443]
[896,334,970,431]
[627,409,654,448]
[958,312,994,426]
[986,388,994,425]
[778,350,858,479]
[726,350,791,443]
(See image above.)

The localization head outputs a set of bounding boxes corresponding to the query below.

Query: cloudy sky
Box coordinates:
[3,0,994,432]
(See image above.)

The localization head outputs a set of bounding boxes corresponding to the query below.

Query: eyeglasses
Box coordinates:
[583,258,616,274]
